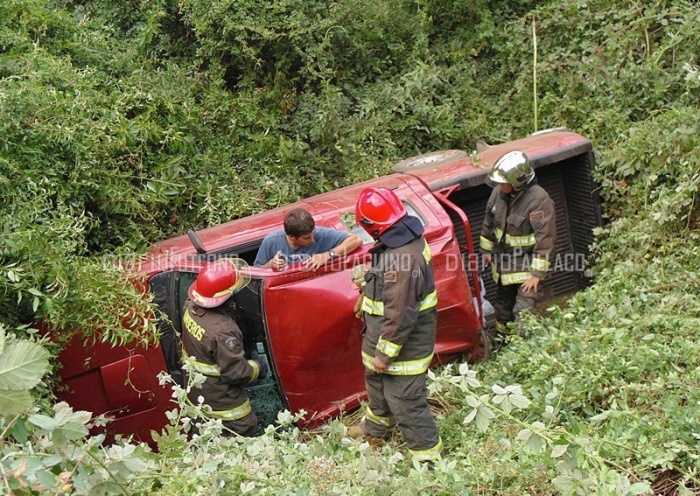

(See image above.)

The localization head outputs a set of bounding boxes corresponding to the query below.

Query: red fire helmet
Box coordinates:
[355,187,407,239]
[188,259,248,308]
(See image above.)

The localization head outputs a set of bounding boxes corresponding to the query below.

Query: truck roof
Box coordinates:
[142,129,591,273]
[403,129,592,192]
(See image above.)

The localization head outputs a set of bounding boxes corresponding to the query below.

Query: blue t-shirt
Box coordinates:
[253,227,349,266]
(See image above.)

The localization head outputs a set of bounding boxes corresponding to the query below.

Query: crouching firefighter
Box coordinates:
[181,259,267,437]
[349,186,443,464]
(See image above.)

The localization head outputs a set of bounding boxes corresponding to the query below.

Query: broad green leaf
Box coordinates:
[123,457,150,472]
[551,444,569,458]
[604,305,617,319]
[463,408,477,424]
[53,402,92,426]
[54,420,90,442]
[42,454,64,468]
[34,469,57,491]
[0,389,33,416]
[526,434,545,453]
[474,409,490,432]
[628,482,652,495]
[516,428,533,442]
[590,411,610,423]
[0,342,50,390]
[465,395,479,408]
[553,474,579,494]
[491,384,507,395]
[28,414,58,431]
[510,394,531,410]
[480,405,496,419]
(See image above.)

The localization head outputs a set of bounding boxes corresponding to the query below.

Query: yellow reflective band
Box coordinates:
[377,338,402,358]
[508,234,536,247]
[491,263,534,285]
[422,241,432,263]
[363,290,437,317]
[184,311,206,341]
[212,286,235,298]
[366,407,393,427]
[500,271,532,285]
[494,228,504,243]
[361,296,384,316]
[480,236,494,252]
[185,356,221,376]
[362,352,433,376]
[209,399,252,421]
[531,257,551,272]
[494,228,536,248]
[247,359,260,382]
[419,290,438,311]
[409,438,443,462]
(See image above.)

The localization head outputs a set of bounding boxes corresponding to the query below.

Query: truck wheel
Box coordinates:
[472,328,492,362]
[391,150,468,173]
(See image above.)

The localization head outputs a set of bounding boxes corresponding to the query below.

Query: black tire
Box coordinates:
[391,150,468,173]
[471,328,492,362]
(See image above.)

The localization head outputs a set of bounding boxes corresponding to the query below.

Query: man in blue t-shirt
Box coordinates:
[254,208,362,271]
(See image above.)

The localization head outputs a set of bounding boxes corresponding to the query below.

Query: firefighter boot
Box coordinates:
[347,423,383,448]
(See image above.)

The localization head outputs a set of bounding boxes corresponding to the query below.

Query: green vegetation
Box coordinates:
[1,0,699,494]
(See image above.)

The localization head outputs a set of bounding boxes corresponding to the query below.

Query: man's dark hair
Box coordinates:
[283,208,315,238]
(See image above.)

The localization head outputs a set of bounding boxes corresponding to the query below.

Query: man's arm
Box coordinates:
[254,231,287,269]
[214,319,260,385]
[253,236,274,267]
[259,251,285,270]
[332,232,362,257]
[305,231,363,271]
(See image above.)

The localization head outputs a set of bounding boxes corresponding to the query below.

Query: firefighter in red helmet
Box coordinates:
[349,187,443,464]
[181,258,267,437]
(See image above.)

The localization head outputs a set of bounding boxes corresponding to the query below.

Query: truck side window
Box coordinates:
[404,202,427,226]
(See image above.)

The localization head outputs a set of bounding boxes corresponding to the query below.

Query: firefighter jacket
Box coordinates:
[181,299,261,421]
[480,182,556,285]
[361,236,438,375]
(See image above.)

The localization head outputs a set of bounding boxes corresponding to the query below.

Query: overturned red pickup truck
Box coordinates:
[56,129,602,443]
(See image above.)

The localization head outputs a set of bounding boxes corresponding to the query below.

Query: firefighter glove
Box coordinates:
[255,357,268,379]
[351,265,367,289]
[248,358,268,382]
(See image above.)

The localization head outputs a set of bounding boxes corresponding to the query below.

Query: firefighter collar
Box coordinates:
[378,215,424,248]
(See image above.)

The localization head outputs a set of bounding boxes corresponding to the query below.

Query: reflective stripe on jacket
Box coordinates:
[181,299,256,415]
[480,183,556,284]
[361,237,438,374]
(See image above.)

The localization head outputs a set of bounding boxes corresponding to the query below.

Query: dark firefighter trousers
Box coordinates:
[363,370,440,457]
[494,282,543,324]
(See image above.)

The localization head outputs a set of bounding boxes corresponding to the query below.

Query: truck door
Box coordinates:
[260,231,367,426]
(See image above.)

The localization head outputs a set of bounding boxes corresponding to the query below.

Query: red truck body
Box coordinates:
[56,129,601,444]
